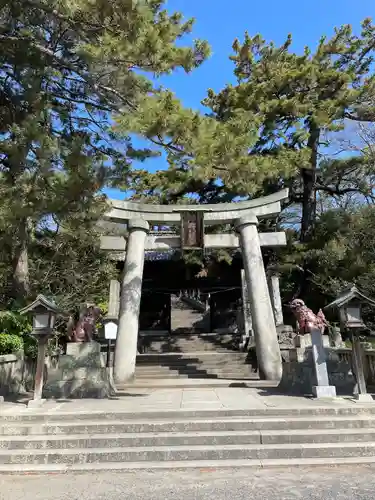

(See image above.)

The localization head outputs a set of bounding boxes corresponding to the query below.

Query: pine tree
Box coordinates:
[116,87,299,204]
[204,20,375,241]
[0,0,209,303]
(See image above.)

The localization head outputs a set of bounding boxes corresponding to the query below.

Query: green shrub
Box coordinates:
[23,336,38,359]
[0,311,35,357]
[0,333,24,355]
[0,311,32,336]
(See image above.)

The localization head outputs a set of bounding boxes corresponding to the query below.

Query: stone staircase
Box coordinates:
[135,352,255,380]
[135,330,256,383]
[140,332,240,353]
[2,406,375,472]
[170,296,209,333]
[137,296,254,384]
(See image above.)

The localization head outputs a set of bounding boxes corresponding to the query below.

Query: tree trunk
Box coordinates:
[12,218,30,302]
[300,125,320,242]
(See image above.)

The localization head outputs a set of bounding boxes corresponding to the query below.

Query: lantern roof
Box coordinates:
[19,294,63,316]
[324,285,375,311]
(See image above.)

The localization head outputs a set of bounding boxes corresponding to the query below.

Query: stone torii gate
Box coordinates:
[100,189,289,384]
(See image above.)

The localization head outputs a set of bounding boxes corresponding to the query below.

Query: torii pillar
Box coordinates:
[114,219,149,384]
[236,216,282,381]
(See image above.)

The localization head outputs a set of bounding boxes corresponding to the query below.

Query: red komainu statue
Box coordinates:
[289,299,328,334]
[67,304,102,342]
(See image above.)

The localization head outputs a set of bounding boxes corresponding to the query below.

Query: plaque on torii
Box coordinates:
[180,211,204,250]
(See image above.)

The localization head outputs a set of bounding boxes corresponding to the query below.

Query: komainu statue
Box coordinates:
[289,299,328,334]
[67,304,102,342]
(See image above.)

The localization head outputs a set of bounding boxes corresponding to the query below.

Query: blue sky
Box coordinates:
[106,0,375,199]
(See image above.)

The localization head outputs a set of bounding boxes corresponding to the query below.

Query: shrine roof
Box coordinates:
[324,285,375,310]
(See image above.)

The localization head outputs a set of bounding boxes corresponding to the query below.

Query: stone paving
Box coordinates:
[0,387,372,415]
[1,466,375,500]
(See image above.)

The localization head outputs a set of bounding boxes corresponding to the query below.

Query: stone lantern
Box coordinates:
[20,295,63,407]
[325,286,375,402]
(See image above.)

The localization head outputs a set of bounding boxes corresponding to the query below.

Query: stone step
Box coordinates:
[136,358,250,365]
[134,372,255,378]
[3,405,375,423]
[119,379,269,389]
[143,332,238,338]
[144,349,240,353]
[2,441,375,464]
[2,428,375,450]
[144,338,236,342]
[164,338,236,342]
[135,366,251,372]
[135,362,251,368]
[135,363,250,369]
[135,363,251,369]
[1,456,375,473]
[2,415,375,436]
[137,351,248,357]
[134,374,256,380]
[150,346,238,351]
[135,366,253,373]
[136,353,249,362]
[166,340,237,345]
[134,369,254,375]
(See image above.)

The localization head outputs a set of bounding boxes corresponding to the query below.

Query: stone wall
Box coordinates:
[3,343,375,398]
[0,353,36,396]
[279,347,375,395]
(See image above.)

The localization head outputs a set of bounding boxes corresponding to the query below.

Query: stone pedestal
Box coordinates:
[294,333,330,348]
[236,216,282,381]
[312,385,337,398]
[44,342,112,399]
[310,328,336,398]
[355,393,374,402]
[114,219,149,385]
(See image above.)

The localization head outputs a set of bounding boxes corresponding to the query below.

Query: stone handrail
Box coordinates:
[0,354,18,363]
[180,296,207,313]
[333,347,375,386]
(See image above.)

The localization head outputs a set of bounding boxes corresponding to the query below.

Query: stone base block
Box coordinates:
[27,398,46,409]
[294,334,330,349]
[312,385,337,398]
[277,325,295,348]
[43,342,113,399]
[43,379,112,399]
[354,393,374,403]
[0,396,4,403]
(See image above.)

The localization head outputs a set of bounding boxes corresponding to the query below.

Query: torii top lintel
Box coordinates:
[105,189,289,226]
